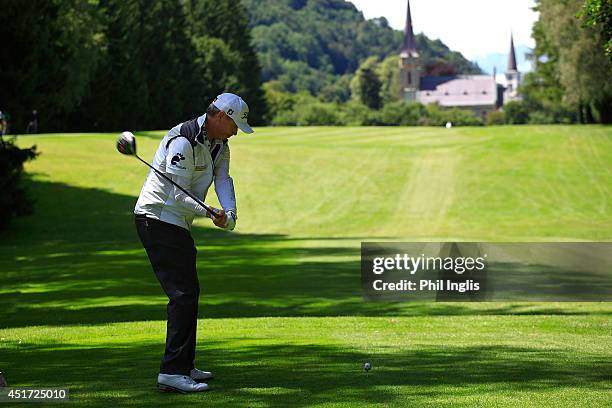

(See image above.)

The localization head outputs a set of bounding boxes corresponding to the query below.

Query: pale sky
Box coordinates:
[348,0,538,60]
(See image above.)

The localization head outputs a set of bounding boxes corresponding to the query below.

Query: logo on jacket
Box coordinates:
[171,153,185,168]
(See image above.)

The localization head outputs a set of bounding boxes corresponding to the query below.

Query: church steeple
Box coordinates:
[401,0,418,58]
[399,0,420,101]
[507,34,517,71]
[504,33,521,102]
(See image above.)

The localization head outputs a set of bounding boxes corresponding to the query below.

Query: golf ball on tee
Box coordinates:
[363,362,371,371]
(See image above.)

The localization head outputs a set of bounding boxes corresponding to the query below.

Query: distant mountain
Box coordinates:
[242,0,481,100]
[472,45,533,76]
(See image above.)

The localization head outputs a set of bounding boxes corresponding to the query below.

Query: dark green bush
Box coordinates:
[486,110,506,125]
[379,102,427,126]
[422,104,483,126]
[297,102,345,126]
[503,101,530,124]
[0,137,38,230]
[528,111,556,124]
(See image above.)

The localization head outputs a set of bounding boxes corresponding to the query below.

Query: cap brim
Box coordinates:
[235,121,254,134]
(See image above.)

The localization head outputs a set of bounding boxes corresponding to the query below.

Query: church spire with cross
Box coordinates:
[399,0,420,101]
[504,33,521,102]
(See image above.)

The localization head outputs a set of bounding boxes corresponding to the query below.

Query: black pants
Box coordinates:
[135,215,199,375]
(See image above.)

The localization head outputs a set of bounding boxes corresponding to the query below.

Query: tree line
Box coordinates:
[0,0,267,133]
[518,0,612,124]
[2,0,609,131]
[0,0,486,133]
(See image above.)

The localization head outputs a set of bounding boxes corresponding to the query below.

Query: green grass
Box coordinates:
[2,316,611,407]
[1,125,611,406]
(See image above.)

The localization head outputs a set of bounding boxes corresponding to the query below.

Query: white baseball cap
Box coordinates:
[212,93,254,134]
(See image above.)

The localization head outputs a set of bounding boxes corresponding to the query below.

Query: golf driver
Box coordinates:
[116,131,219,218]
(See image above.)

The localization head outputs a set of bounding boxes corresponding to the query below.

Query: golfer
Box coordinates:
[134,93,253,393]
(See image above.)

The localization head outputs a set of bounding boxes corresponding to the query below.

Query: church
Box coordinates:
[399,0,521,120]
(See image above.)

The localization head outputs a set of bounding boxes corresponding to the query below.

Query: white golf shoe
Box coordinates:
[157,373,209,393]
[190,368,214,382]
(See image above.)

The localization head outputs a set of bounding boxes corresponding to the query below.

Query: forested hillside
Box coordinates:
[243,0,482,101]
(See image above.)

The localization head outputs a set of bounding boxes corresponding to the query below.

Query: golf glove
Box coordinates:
[224,210,237,231]
[207,208,236,231]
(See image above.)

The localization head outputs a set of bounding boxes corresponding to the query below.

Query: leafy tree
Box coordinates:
[77,0,150,130]
[520,3,575,124]
[184,0,268,124]
[525,0,612,123]
[190,36,242,106]
[143,0,197,128]
[264,83,296,116]
[350,57,382,109]
[70,0,200,131]
[357,68,382,110]
[547,0,612,123]
[503,101,529,124]
[377,55,401,105]
[0,0,100,132]
[319,75,352,103]
[580,0,612,62]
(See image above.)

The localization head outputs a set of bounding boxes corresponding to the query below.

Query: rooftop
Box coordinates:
[418,75,498,107]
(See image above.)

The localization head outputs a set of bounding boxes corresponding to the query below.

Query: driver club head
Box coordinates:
[116,131,137,156]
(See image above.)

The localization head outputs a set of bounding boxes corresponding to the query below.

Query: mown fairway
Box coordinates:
[1,125,611,406]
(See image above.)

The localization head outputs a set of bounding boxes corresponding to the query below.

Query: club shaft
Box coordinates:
[135,155,218,218]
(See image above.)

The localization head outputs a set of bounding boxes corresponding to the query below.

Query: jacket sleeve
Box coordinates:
[214,144,237,228]
[171,173,210,217]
